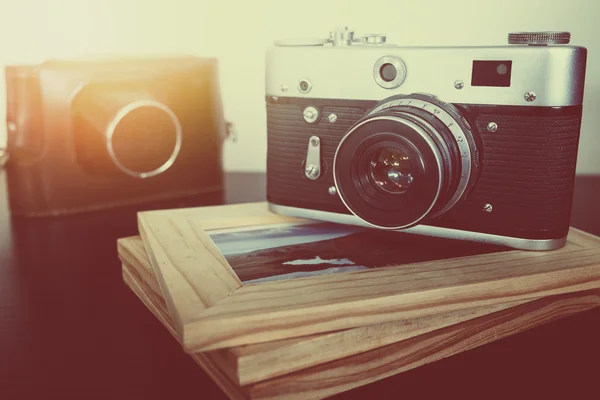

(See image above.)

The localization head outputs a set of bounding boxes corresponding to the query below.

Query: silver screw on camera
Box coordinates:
[454,80,464,90]
[303,106,319,123]
[305,165,319,180]
[280,84,288,92]
[328,186,337,195]
[328,113,338,123]
[483,203,493,213]
[524,91,537,102]
[487,122,498,132]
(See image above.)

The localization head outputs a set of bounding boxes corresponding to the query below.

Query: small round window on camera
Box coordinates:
[298,78,312,93]
[379,63,397,82]
[373,56,406,89]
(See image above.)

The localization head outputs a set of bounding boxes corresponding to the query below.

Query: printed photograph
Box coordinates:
[207,222,510,284]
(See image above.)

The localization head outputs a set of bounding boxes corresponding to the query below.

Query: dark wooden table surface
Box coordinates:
[1,172,599,400]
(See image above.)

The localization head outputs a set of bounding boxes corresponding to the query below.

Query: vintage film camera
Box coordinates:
[265,28,587,250]
[4,56,228,217]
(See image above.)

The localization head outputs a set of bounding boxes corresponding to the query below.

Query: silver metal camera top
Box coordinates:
[273,38,330,46]
[275,28,573,47]
[508,32,571,45]
[267,27,586,107]
[274,27,388,47]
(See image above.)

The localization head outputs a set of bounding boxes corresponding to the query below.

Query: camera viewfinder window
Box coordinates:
[471,60,512,87]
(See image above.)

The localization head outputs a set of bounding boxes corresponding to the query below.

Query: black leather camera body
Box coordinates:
[4,56,227,216]
[266,95,583,247]
[265,28,587,250]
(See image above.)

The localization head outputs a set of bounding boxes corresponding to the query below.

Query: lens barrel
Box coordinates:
[333,93,477,229]
[72,85,182,179]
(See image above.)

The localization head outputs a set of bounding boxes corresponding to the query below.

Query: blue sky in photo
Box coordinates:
[209,222,367,256]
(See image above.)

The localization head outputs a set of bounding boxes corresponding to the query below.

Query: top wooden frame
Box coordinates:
[135,201,600,353]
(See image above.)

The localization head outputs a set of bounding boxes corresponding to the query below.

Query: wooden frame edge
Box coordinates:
[135,202,306,342]
[135,202,600,353]
[137,212,244,339]
[121,253,600,399]
[121,265,249,400]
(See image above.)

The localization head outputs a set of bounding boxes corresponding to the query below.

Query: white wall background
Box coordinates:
[0,0,599,174]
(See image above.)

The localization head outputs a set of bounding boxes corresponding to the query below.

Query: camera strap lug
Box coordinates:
[305,136,321,180]
[225,121,238,143]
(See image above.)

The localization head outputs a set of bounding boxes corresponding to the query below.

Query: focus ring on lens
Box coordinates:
[365,94,476,217]
[377,108,462,216]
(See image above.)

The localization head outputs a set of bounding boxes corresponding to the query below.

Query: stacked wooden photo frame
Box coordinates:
[117,202,600,399]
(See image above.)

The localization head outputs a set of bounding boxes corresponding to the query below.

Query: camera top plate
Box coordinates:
[274,27,573,48]
[274,26,390,47]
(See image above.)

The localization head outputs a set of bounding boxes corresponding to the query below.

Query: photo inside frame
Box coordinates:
[206,222,511,284]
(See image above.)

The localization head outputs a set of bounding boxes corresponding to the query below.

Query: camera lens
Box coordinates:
[333,93,477,229]
[368,147,414,194]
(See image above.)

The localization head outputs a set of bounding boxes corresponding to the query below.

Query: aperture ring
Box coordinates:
[367,96,473,217]
[383,110,456,188]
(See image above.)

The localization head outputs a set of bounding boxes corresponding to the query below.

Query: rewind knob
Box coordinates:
[508,31,571,45]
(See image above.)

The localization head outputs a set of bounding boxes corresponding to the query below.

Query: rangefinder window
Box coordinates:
[471,60,512,87]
